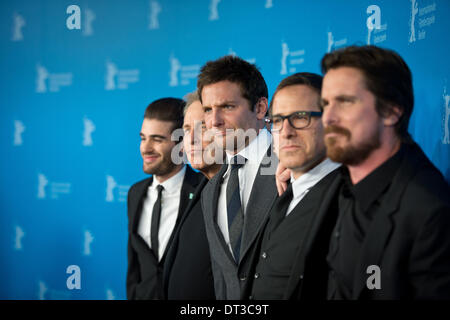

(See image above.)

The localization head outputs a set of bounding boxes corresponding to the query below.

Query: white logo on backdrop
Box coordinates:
[14,225,25,251]
[83,230,94,256]
[37,173,71,200]
[82,8,95,36]
[149,1,161,30]
[14,120,25,146]
[265,0,273,9]
[169,55,181,87]
[443,87,450,145]
[327,31,347,53]
[106,175,129,203]
[39,280,72,300]
[106,289,116,300]
[36,65,49,93]
[35,64,73,93]
[169,54,200,87]
[38,281,48,300]
[280,41,305,75]
[12,12,25,41]
[410,1,436,42]
[409,0,419,42]
[82,117,95,146]
[209,0,221,21]
[37,174,49,199]
[105,61,139,91]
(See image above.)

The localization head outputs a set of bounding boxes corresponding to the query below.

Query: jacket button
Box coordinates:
[254,273,260,279]
[249,295,254,300]
[299,274,304,280]
[240,275,246,281]
[261,252,267,259]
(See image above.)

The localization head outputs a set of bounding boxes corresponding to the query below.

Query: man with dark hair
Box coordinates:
[126,97,202,299]
[244,72,340,299]
[198,55,278,299]
[319,45,450,299]
[163,91,221,300]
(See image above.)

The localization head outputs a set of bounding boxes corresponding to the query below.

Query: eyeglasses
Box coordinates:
[265,111,322,132]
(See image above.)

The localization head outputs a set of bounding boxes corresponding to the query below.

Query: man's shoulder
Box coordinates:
[129,176,152,195]
[396,143,450,210]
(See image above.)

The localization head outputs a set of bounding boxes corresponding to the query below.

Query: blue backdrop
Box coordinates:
[1,0,449,300]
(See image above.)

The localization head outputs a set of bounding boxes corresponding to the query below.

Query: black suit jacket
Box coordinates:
[163,176,216,300]
[295,142,450,300]
[347,142,450,299]
[243,168,341,300]
[126,165,202,300]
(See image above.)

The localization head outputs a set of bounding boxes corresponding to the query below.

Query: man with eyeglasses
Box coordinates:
[243,72,340,300]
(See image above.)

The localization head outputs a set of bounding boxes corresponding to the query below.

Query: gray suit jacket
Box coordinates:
[201,146,278,299]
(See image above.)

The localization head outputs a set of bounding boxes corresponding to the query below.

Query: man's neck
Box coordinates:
[347,136,401,185]
[201,164,222,180]
[291,156,327,180]
[154,164,183,184]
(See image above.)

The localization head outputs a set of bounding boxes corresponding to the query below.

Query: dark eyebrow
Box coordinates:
[140,133,167,140]
[202,101,237,108]
[335,95,357,102]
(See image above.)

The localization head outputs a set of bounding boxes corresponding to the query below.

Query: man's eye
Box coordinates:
[272,117,282,124]
[224,105,234,110]
[203,107,212,113]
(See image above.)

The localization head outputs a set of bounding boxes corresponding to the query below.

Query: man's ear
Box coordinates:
[255,97,269,120]
[383,105,403,127]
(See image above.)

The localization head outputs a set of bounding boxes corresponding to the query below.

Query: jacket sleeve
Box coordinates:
[409,204,450,299]
[126,185,140,300]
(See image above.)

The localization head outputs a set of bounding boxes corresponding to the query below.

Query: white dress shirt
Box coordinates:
[138,165,186,261]
[286,158,341,215]
[217,129,272,254]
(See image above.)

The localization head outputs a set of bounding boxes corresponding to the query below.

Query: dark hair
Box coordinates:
[269,72,323,116]
[321,45,414,141]
[197,55,268,111]
[144,97,185,132]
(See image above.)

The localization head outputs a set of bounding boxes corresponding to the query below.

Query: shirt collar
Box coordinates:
[290,158,341,199]
[151,165,186,194]
[344,144,405,213]
[225,128,272,166]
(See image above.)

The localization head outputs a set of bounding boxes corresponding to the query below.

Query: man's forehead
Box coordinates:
[201,81,245,104]
[141,118,173,134]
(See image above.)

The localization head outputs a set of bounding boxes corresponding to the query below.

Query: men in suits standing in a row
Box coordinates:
[244,72,341,299]
[197,55,278,300]
[127,98,202,299]
[164,91,222,300]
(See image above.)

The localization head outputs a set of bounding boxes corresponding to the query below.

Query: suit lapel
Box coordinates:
[239,147,278,264]
[177,165,201,223]
[203,163,238,263]
[352,143,423,298]
[284,169,341,298]
[131,177,153,234]
[160,165,200,262]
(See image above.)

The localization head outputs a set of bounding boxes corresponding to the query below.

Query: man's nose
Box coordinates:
[323,103,340,127]
[280,118,296,139]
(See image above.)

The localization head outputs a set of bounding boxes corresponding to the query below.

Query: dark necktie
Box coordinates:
[226,155,246,262]
[270,183,293,231]
[151,184,164,260]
